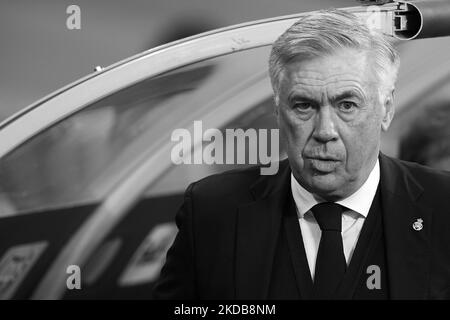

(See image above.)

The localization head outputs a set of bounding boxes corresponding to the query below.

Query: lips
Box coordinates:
[305,157,340,172]
[304,152,341,160]
[307,156,340,161]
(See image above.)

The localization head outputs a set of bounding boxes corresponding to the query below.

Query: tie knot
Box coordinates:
[311,202,343,232]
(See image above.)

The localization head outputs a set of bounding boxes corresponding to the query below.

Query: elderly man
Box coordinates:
[153,9,450,299]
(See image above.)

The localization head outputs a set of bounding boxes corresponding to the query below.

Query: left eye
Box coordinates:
[338,101,357,112]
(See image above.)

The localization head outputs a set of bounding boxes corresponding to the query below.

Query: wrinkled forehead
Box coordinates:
[280,49,378,95]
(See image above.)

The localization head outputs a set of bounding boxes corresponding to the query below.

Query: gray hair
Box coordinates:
[269,8,400,105]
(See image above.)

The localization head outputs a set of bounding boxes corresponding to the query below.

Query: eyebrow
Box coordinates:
[330,89,366,102]
[287,92,316,104]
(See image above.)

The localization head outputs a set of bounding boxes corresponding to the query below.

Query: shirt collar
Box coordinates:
[291,159,380,218]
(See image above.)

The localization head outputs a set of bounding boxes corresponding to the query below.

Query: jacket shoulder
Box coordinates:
[186,160,289,204]
[189,164,264,201]
[384,156,450,215]
[393,157,450,189]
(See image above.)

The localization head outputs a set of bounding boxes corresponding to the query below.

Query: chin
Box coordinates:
[307,174,343,199]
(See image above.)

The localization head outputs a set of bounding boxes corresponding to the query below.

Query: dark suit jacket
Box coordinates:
[153,154,450,299]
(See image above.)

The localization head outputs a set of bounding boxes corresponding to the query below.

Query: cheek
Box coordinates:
[279,110,311,151]
[342,115,381,168]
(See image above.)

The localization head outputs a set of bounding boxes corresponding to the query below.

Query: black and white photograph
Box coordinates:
[0,0,450,309]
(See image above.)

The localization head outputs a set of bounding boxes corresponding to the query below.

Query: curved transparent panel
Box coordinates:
[146,97,287,197]
[0,45,272,216]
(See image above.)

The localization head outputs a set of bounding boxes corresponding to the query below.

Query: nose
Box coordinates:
[312,106,339,143]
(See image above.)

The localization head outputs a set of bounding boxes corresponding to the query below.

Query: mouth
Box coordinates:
[304,157,340,173]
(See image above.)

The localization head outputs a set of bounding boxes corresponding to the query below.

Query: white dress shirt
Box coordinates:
[290,159,380,280]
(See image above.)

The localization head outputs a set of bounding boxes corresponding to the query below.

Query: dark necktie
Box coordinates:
[311,202,346,299]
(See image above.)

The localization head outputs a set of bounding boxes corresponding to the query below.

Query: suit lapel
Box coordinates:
[379,154,433,299]
[235,160,291,299]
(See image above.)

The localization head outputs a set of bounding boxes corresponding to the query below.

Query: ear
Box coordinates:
[381,90,395,132]
[273,95,280,117]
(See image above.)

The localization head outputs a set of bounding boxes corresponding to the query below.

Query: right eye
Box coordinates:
[293,102,313,111]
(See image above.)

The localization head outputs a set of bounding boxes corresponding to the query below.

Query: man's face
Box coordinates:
[276,48,394,200]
